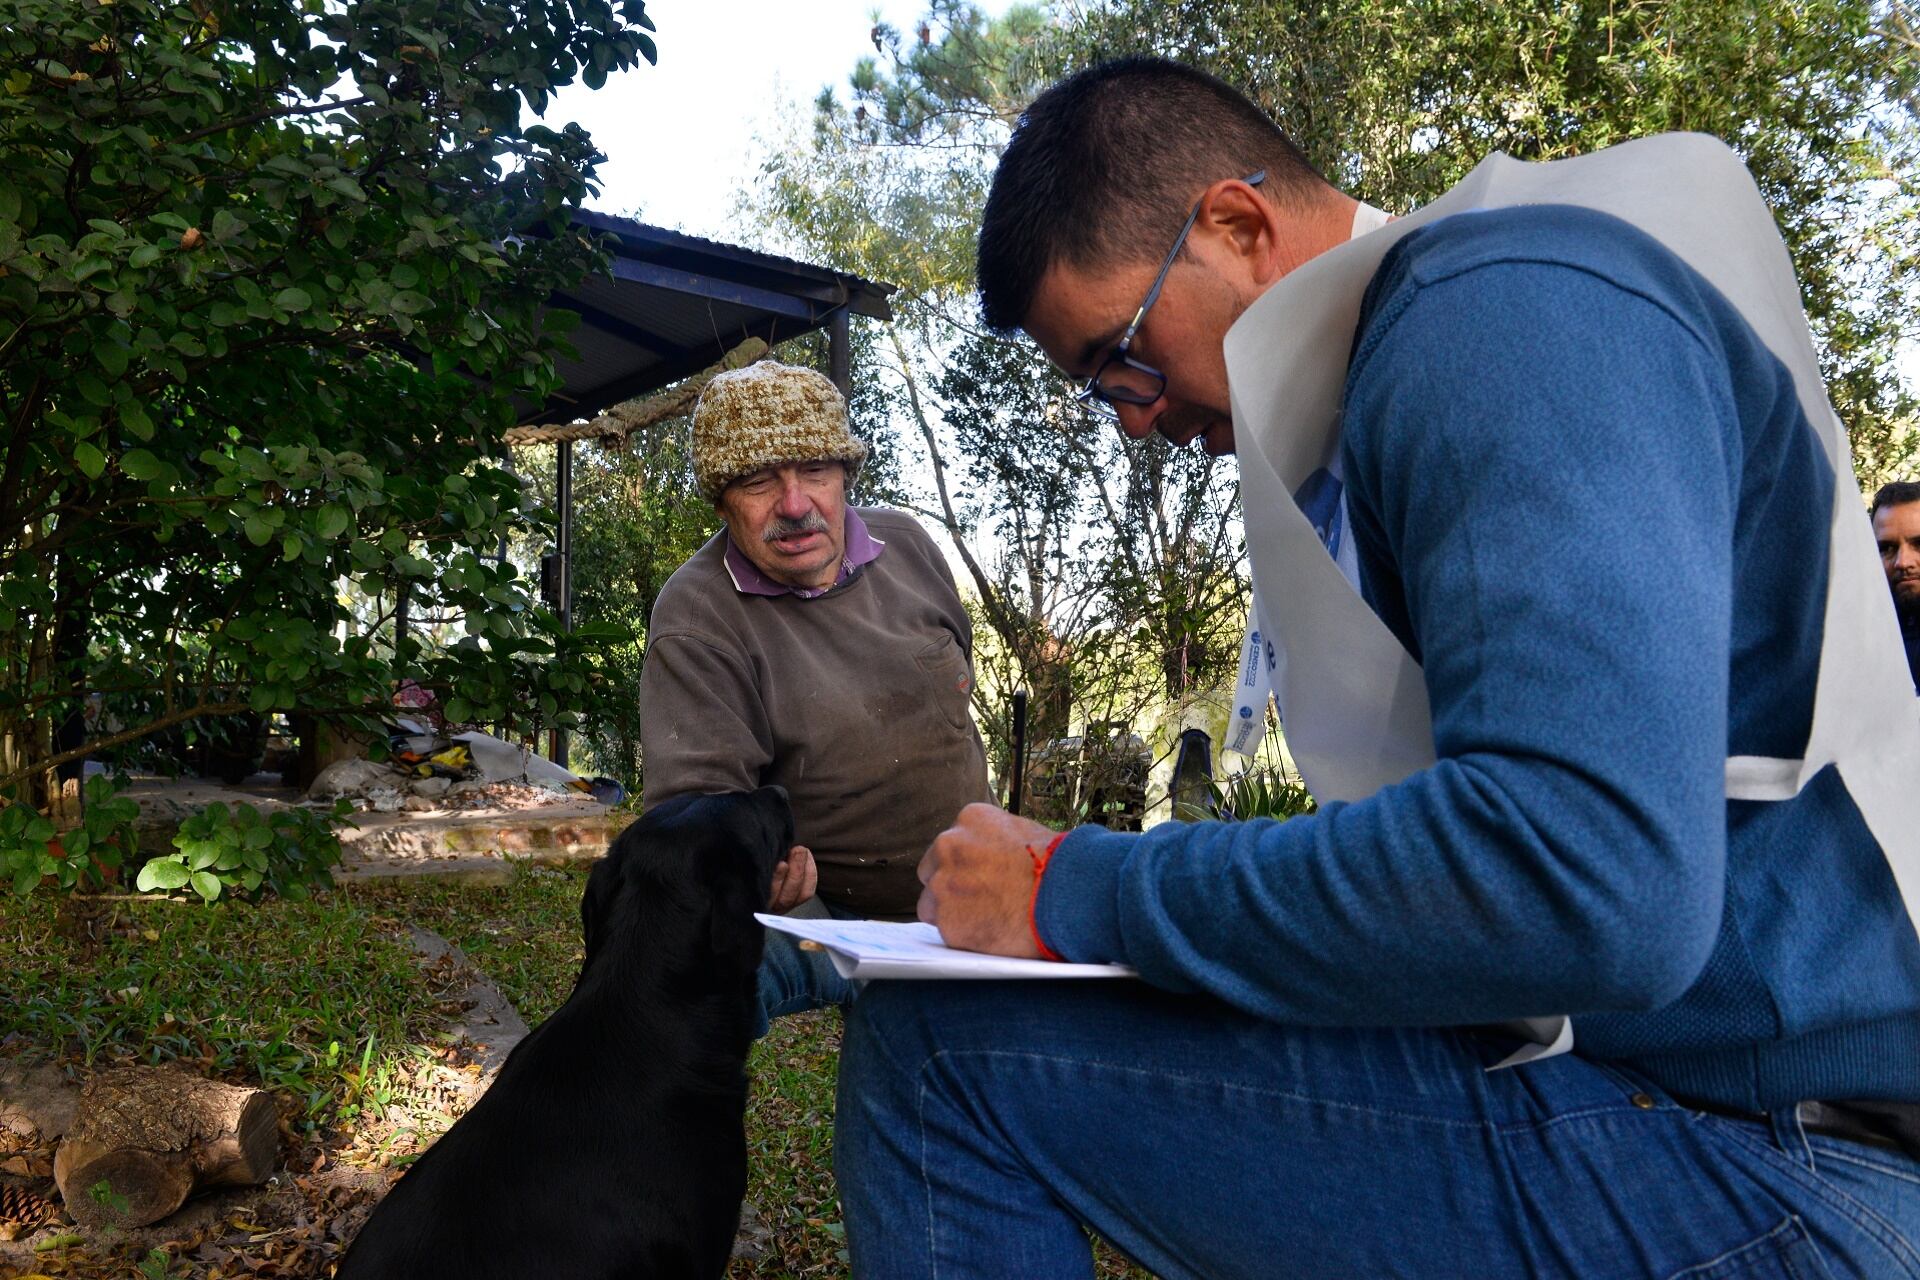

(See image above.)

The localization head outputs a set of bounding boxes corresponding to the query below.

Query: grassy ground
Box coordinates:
[1,869,1153,1278]
[0,892,434,1132]
[342,867,586,1025]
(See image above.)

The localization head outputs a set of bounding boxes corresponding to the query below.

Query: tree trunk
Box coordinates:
[49,552,89,826]
[53,1067,278,1229]
[293,714,374,791]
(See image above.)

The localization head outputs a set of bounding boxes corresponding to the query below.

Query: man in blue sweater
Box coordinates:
[833,58,1920,1278]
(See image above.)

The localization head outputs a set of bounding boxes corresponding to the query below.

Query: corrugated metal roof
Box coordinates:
[518,210,895,426]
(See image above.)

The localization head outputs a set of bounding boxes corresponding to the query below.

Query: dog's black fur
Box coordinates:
[337,786,793,1280]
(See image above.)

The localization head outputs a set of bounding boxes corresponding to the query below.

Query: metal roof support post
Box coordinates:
[828,306,851,398]
[550,439,573,770]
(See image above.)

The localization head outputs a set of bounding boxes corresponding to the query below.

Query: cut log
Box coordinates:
[53,1067,277,1229]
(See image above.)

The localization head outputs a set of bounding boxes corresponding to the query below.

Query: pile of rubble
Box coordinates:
[306,730,621,815]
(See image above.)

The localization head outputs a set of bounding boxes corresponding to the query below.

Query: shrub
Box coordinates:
[136,799,352,903]
[0,773,140,895]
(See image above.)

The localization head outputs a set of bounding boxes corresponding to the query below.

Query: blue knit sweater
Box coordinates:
[1037,206,1920,1112]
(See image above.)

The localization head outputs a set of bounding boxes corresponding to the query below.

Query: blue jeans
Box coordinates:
[836,979,1920,1279]
[753,899,861,1038]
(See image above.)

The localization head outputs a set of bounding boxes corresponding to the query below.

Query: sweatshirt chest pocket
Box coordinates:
[914,633,975,733]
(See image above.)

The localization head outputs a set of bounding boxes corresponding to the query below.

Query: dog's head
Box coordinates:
[581,786,794,978]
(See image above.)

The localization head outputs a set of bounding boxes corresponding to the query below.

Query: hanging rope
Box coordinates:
[503,336,769,446]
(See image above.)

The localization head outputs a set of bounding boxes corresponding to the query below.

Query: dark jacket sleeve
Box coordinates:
[638,625,773,808]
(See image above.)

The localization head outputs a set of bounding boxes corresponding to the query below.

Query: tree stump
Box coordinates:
[53,1067,277,1229]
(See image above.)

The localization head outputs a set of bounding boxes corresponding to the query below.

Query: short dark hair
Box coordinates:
[1872,481,1920,518]
[977,57,1328,332]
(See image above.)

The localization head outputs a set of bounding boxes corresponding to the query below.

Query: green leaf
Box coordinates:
[120,448,163,480]
[120,403,154,440]
[137,858,191,891]
[74,441,106,480]
[274,286,312,313]
[245,513,273,545]
[190,870,223,902]
[317,504,350,539]
[76,373,112,406]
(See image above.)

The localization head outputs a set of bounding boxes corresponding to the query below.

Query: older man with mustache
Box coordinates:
[638,360,990,1032]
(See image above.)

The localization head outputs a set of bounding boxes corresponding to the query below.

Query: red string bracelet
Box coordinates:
[1027,831,1069,962]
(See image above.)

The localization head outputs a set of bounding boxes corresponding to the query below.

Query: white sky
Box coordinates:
[544,0,1017,241]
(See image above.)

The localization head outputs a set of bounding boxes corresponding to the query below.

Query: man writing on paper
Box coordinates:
[832,59,1920,1277]
[639,360,991,1033]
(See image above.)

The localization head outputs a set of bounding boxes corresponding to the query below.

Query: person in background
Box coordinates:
[638,360,990,1032]
[1872,480,1920,689]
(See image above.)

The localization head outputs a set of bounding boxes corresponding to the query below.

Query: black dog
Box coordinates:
[337,786,792,1280]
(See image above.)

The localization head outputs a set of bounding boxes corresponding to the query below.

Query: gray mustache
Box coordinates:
[765,513,830,542]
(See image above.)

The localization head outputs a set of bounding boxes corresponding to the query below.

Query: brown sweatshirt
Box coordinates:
[638,508,991,919]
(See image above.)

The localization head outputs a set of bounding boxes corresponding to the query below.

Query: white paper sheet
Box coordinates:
[757,914,1137,981]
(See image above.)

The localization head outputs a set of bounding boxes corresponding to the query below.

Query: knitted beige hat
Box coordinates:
[691,361,868,501]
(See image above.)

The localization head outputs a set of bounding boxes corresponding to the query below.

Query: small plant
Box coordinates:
[88,1178,130,1219]
[1221,766,1317,821]
[138,1247,182,1280]
[1174,765,1318,824]
[136,798,353,903]
[0,772,141,896]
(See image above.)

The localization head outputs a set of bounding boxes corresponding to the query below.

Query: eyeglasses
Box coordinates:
[1077,170,1267,419]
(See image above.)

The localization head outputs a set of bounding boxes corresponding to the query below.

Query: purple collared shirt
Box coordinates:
[724,508,886,599]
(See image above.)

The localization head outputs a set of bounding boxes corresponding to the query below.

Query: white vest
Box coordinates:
[1222,133,1920,1065]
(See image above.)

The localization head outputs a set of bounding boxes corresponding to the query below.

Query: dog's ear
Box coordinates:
[707,864,763,957]
[750,786,795,887]
[705,802,774,957]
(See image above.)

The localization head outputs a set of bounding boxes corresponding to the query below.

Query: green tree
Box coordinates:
[1046,0,1920,485]
[513,430,712,788]
[0,0,656,883]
